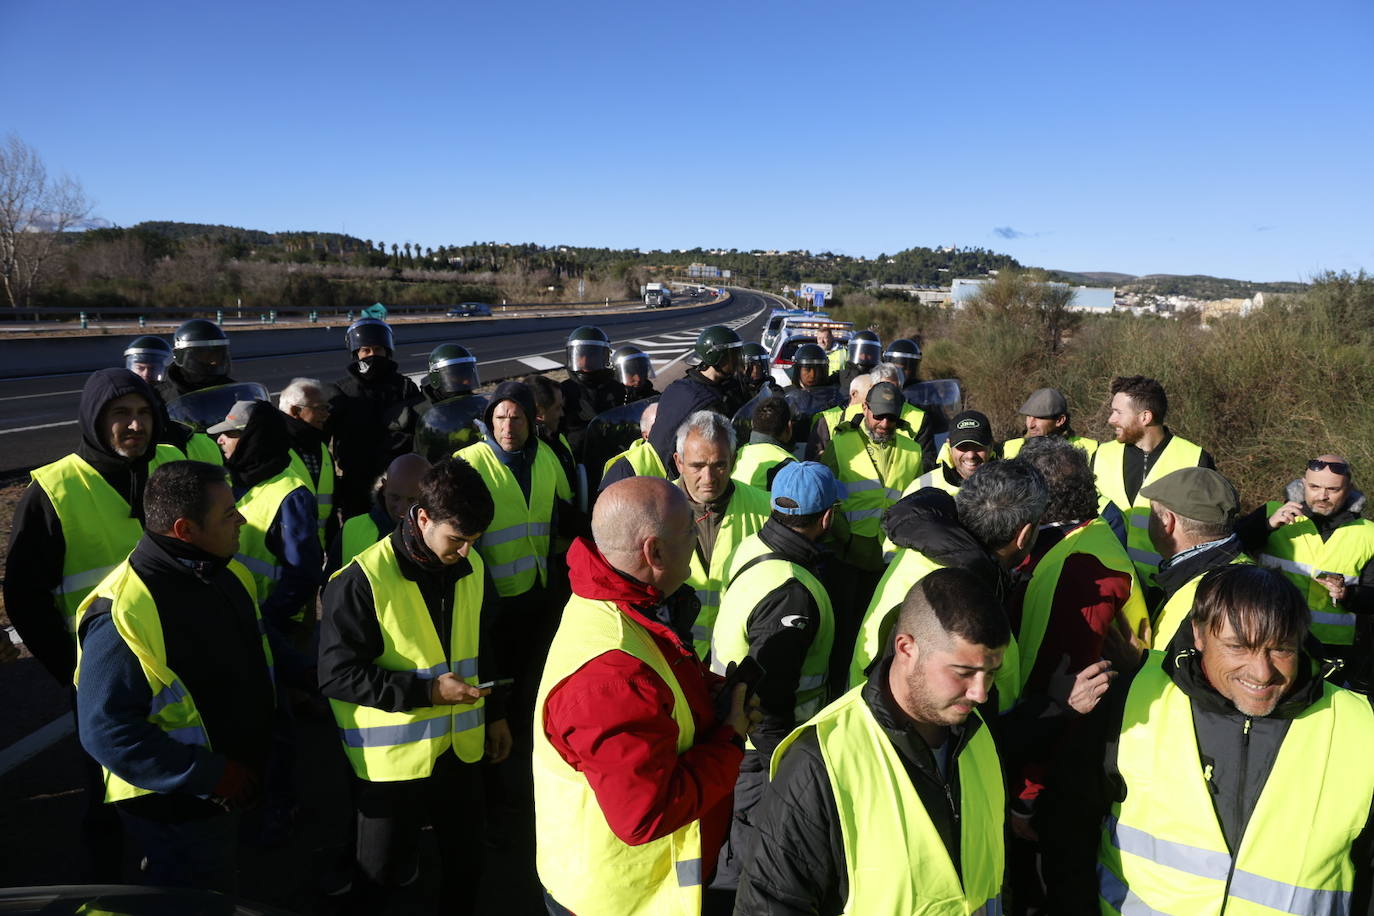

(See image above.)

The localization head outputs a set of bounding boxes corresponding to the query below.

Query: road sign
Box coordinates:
[800,283,833,299]
[814,291,826,309]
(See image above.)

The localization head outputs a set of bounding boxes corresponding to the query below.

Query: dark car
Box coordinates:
[446,302,492,317]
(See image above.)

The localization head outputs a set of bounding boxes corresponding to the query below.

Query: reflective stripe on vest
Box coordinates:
[328,536,486,780]
[1256,505,1374,647]
[772,687,1004,914]
[234,467,311,615]
[1097,655,1374,915]
[685,482,772,661]
[831,428,923,539]
[74,558,272,803]
[1093,436,1205,587]
[458,439,570,597]
[30,448,178,634]
[533,593,703,915]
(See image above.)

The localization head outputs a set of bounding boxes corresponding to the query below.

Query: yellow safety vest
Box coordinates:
[1093,436,1205,587]
[1256,503,1374,647]
[820,403,927,448]
[712,536,834,730]
[338,512,384,572]
[30,446,181,635]
[1152,553,1252,649]
[183,432,224,466]
[826,347,848,374]
[603,438,668,480]
[1001,434,1098,460]
[74,557,272,803]
[233,467,313,619]
[731,441,794,489]
[1017,518,1147,693]
[287,443,335,548]
[830,425,924,543]
[533,593,703,915]
[457,439,571,598]
[685,482,772,659]
[771,686,1005,915]
[328,537,486,780]
[902,465,964,498]
[1098,656,1374,915]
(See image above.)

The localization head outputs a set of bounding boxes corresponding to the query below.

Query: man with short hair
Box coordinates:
[523,373,577,487]
[279,377,336,547]
[673,411,772,659]
[1092,375,1214,588]
[535,477,760,915]
[1041,565,1374,915]
[1237,454,1374,680]
[733,396,794,489]
[326,452,431,575]
[906,409,994,497]
[1142,466,1250,648]
[1001,387,1098,459]
[76,460,276,891]
[735,567,1010,915]
[318,457,511,913]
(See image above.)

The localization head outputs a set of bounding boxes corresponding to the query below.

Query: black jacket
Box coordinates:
[559,370,621,458]
[647,367,749,475]
[155,364,234,403]
[1038,625,1374,915]
[734,656,987,915]
[328,358,420,516]
[881,488,1007,603]
[317,515,506,722]
[4,369,164,684]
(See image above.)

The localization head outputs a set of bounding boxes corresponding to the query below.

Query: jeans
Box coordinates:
[117,807,241,893]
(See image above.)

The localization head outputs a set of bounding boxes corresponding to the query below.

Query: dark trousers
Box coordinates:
[705,760,768,914]
[489,584,562,810]
[353,753,485,915]
[821,560,885,693]
[118,808,241,893]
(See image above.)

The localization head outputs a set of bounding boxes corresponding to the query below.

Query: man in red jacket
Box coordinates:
[534,476,760,916]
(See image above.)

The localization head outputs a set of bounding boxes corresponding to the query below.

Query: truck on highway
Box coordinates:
[641,282,671,309]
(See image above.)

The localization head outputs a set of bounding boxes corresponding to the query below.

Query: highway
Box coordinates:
[0,288,777,477]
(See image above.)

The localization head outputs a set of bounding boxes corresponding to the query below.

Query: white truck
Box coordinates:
[641,282,671,308]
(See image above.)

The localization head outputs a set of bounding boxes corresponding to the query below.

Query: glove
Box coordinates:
[211,759,261,810]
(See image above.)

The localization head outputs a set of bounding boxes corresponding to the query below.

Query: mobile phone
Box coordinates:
[475,678,514,690]
[715,657,766,722]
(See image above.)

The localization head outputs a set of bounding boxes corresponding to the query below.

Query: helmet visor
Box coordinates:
[614,352,655,386]
[125,350,173,383]
[568,340,610,373]
[176,343,230,379]
[849,339,882,368]
[432,357,480,395]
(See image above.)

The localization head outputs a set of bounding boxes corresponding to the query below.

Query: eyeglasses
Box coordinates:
[1308,459,1351,476]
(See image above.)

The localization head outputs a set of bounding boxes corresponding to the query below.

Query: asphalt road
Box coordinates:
[0,289,777,478]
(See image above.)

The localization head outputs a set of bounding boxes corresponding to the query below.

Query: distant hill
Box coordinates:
[1050,268,1307,299]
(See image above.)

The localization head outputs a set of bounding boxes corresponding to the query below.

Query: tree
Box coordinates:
[0,134,92,309]
[963,269,1080,357]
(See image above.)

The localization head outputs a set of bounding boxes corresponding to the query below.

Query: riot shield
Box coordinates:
[730,382,786,446]
[904,379,962,452]
[732,385,842,459]
[414,395,489,463]
[581,397,659,492]
[165,382,270,432]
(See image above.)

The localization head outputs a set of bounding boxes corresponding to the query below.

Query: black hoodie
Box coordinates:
[329,356,420,517]
[225,403,291,493]
[481,381,542,498]
[880,488,1007,600]
[4,369,164,683]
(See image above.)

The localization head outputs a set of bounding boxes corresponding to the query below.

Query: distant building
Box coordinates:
[950,277,1116,312]
[878,284,952,305]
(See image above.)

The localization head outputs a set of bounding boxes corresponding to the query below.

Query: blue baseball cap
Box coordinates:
[771,461,845,515]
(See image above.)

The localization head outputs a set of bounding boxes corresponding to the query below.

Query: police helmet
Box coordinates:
[566,326,611,374]
[847,329,882,370]
[883,338,923,378]
[694,325,743,372]
[345,317,395,358]
[427,343,480,396]
[789,342,830,385]
[172,319,231,378]
[741,342,770,378]
[124,335,173,383]
[611,345,655,386]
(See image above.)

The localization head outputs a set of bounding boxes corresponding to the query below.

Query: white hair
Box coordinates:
[640,402,659,437]
[869,363,904,386]
[675,409,736,457]
[279,377,324,411]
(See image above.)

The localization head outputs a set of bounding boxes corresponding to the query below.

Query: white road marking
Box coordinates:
[0,420,79,436]
[519,356,563,371]
[0,714,75,778]
[0,389,82,402]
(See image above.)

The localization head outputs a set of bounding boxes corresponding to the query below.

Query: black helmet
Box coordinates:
[741,342,769,374]
[847,330,882,370]
[345,317,394,357]
[172,319,230,379]
[124,335,173,383]
[883,338,923,378]
[694,325,743,372]
[427,343,480,396]
[789,342,830,385]
[611,345,654,386]
[566,326,611,374]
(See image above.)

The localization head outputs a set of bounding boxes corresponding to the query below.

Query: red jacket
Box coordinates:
[542,538,743,877]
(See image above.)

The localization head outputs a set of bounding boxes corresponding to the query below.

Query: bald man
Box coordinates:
[534,477,760,915]
[327,453,431,574]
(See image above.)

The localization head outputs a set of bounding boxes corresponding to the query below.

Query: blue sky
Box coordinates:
[4,0,1370,282]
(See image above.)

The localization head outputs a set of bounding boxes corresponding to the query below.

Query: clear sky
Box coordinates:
[4,0,1370,282]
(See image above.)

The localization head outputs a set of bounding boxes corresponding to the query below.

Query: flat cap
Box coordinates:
[1140,467,1239,526]
[1019,388,1068,418]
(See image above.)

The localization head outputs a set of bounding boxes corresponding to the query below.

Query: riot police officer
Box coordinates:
[644,325,749,477]
[833,329,882,390]
[783,343,834,394]
[156,319,234,403]
[559,326,621,456]
[609,345,658,405]
[385,343,485,461]
[123,336,173,384]
[740,342,773,396]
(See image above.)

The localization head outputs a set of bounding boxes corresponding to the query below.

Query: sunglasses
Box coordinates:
[1307,459,1351,476]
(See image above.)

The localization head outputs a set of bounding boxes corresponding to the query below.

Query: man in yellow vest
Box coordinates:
[735,567,1010,914]
[1092,375,1215,588]
[1001,387,1098,459]
[1141,467,1249,648]
[75,460,276,891]
[535,476,761,916]
[673,410,772,659]
[326,452,430,575]
[1040,565,1374,914]
[278,377,337,548]
[809,365,935,466]
[732,395,795,489]
[1236,454,1374,686]
[905,409,995,497]
[318,456,511,913]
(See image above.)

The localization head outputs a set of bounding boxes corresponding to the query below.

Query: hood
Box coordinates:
[482,380,538,436]
[78,368,162,464]
[1161,617,1329,719]
[882,488,994,566]
[226,403,292,490]
[1284,478,1367,517]
[283,412,326,451]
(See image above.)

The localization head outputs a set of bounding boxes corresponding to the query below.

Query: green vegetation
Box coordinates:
[826,270,1374,513]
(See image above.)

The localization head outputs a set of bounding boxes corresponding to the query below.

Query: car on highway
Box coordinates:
[760,308,828,351]
[767,318,853,386]
[446,302,492,317]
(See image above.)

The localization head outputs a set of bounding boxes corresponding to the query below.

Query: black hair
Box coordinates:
[897,566,1011,649]
[1191,565,1309,650]
[751,396,792,440]
[417,456,495,535]
[144,460,231,533]
[1017,436,1099,524]
[1111,375,1168,423]
[521,374,562,413]
[769,506,825,531]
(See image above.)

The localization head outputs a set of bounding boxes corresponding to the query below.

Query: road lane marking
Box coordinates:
[0,389,82,402]
[0,420,79,435]
[519,356,563,371]
[0,714,75,777]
